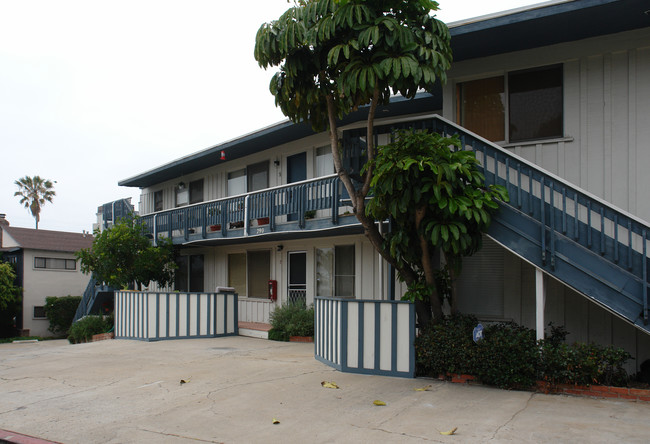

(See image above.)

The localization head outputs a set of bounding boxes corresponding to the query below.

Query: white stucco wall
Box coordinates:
[21,249,89,337]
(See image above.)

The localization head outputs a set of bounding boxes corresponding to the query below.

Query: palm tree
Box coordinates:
[14,176,56,229]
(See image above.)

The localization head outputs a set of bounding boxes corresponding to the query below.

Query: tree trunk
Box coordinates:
[416,206,443,323]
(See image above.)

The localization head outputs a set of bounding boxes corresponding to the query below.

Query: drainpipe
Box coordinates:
[535,268,545,341]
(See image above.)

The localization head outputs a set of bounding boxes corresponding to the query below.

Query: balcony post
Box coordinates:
[153,214,158,246]
[535,268,546,341]
[269,191,276,232]
[244,195,250,236]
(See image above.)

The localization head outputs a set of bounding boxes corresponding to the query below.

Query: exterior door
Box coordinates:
[287,152,306,221]
[288,251,307,306]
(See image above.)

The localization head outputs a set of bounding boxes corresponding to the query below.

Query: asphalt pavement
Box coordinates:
[1,337,649,443]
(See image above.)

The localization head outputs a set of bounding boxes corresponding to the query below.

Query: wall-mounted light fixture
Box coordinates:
[220,150,226,160]
[177,182,186,191]
[276,244,284,252]
[273,159,280,166]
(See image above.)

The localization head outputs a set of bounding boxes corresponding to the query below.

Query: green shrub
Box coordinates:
[416,317,633,389]
[268,328,289,342]
[474,322,539,389]
[415,314,478,377]
[44,296,82,336]
[68,316,112,344]
[270,303,314,339]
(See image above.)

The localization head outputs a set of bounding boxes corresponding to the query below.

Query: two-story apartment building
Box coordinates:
[0,214,93,337]
[117,0,650,372]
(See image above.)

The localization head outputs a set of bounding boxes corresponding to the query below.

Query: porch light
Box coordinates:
[177,182,185,191]
[220,150,226,160]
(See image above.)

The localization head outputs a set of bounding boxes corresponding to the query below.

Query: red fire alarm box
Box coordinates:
[268,279,277,301]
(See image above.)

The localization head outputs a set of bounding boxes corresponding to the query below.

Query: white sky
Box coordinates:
[0,0,546,233]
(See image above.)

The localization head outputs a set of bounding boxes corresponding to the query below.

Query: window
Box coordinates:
[228,169,246,197]
[227,162,270,197]
[176,183,189,207]
[175,254,204,292]
[154,190,163,212]
[228,253,247,296]
[247,250,270,298]
[227,250,271,299]
[189,179,204,205]
[34,257,76,270]
[315,146,334,177]
[458,64,563,143]
[33,306,46,319]
[247,162,269,192]
[316,245,355,298]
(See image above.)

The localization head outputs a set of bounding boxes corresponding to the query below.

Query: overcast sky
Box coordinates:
[0,0,545,233]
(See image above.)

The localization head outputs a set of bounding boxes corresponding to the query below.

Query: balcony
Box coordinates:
[140,174,360,245]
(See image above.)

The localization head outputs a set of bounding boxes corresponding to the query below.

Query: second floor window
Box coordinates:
[227,162,269,197]
[154,190,163,212]
[457,64,563,144]
[316,146,334,177]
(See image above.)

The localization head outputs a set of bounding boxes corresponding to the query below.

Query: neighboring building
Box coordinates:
[116,0,650,372]
[0,214,93,337]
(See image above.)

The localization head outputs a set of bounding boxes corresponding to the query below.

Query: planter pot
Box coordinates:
[257,217,270,225]
[91,332,114,342]
[229,221,244,229]
[209,224,221,231]
[289,336,314,343]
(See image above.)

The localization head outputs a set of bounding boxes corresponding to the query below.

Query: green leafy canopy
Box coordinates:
[366,129,508,293]
[76,217,177,290]
[254,0,452,132]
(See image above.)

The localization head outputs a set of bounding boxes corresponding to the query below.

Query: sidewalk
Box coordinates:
[1,337,649,443]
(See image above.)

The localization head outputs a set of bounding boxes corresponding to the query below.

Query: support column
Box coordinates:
[535,268,546,341]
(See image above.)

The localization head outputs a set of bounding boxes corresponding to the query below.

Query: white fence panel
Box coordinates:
[115,291,238,341]
[315,297,415,378]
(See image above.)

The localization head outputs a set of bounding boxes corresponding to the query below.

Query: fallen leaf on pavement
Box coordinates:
[321,381,339,389]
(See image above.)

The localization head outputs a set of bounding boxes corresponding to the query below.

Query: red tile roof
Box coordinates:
[1,226,93,253]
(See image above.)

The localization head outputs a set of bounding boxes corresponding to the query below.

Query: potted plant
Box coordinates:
[304,210,316,220]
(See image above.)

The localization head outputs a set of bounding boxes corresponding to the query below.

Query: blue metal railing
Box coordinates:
[139,175,345,241]
[344,114,649,331]
[103,198,135,229]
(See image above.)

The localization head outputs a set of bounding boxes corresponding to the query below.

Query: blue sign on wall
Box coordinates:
[473,323,484,343]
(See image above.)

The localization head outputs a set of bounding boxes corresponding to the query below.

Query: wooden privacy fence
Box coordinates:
[115,290,238,341]
[315,297,415,378]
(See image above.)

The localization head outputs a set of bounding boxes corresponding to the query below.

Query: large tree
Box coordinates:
[0,261,20,312]
[255,0,454,321]
[366,131,507,323]
[76,218,177,291]
[14,175,56,229]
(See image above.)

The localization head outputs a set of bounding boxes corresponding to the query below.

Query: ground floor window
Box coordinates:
[33,306,46,319]
[175,254,204,292]
[34,257,76,270]
[316,245,355,298]
[227,250,271,298]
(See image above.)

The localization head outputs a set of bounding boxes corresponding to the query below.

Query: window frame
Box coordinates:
[315,244,355,298]
[33,257,76,271]
[154,190,163,212]
[33,306,47,319]
[456,64,564,144]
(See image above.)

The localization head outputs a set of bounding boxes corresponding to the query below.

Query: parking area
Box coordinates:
[1,337,650,443]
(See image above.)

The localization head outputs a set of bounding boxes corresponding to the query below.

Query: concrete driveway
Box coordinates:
[1,337,649,443]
